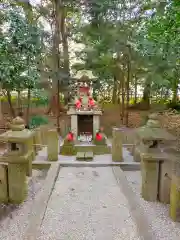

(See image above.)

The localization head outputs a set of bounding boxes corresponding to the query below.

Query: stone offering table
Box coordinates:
[0,117,34,203]
[135,113,176,203]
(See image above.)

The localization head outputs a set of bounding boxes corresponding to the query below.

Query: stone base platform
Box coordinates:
[60,140,111,156]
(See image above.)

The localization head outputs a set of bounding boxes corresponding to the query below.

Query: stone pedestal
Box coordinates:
[141,154,159,201]
[141,152,173,203]
[47,129,59,161]
[158,160,172,203]
[112,128,123,162]
[170,160,180,222]
[0,164,8,203]
[8,163,27,204]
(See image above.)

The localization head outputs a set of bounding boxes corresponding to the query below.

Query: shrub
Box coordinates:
[166,101,180,111]
[29,115,49,129]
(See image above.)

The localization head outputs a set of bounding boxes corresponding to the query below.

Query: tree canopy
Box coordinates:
[0,0,180,116]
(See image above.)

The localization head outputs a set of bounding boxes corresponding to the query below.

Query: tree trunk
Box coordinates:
[53,0,62,133]
[121,76,125,123]
[125,47,131,127]
[0,83,2,120]
[172,78,178,104]
[134,75,137,104]
[60,6,70,105]
[0,96,2,121]
[17,90,22,114]
[7,90,15,118]
[112,76,118,104]
[26,87,31,127]
[142,78,151,109]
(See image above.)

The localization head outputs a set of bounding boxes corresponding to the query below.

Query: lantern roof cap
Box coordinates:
[136,113,176,141]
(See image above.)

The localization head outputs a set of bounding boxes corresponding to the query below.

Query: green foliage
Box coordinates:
[31,89,49,106]
[0,8,43,91]
[29,115,49,129]
[72,0,180,103]
[166,101,180,111]
[2,0,179,107]
[136,0,180,98]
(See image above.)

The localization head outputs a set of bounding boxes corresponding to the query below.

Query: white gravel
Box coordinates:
[124,171,180,240]
[0,169,47,240]
[37,167,141,240]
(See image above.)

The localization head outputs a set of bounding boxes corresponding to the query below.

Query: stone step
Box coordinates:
[76,152,85,161]
[84,151,93,160]
[76,151,94,161]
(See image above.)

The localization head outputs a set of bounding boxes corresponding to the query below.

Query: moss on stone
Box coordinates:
[170,176,180,222]
[93,137,106,145]
[8,163,28,204]
[94,145,111,155]
[0,164,8,203]
[60,145,77,155]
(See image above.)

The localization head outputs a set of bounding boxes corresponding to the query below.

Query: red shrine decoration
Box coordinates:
[79,86,89,94]
[88,97,95,107]
[75,97,82,109]
[66,132,74,141]
[95,132,103,141]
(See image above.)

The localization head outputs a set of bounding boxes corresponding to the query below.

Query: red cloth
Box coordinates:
[75,99,82,109]
[88,97,95,107]
[96,132,102,141]
[67,132,74,141]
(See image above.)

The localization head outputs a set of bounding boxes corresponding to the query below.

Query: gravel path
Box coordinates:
[37,167,140,240]
[124,171,180,240]
[0,170,47,240]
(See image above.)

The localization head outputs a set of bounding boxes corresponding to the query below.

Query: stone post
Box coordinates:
[140,154,159,201]
[26,137,35,175]
[93,115,100,136]
[47,129,59,161]
[112,128,123,162]
[40,125,48,145]
[0,164,8,203]
[71,115,77,139]
[33,127,42,154]
[8,163,27,204]
[170,159,180,222]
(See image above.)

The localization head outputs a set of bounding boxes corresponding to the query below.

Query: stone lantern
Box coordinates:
[0,117,34,203]
[135,113,176,203]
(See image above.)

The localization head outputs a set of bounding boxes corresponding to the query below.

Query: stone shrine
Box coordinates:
[60,74,110,159]
[67,75,102,141]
